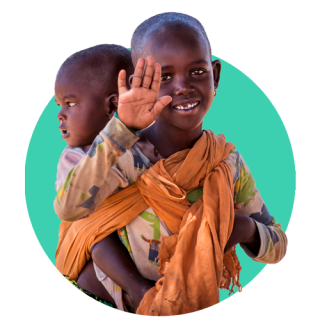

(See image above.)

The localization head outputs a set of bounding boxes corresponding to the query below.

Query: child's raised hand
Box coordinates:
[117,57,172,131]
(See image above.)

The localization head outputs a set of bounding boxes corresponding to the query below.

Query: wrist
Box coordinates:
[114,111,141,135]
[103,116,139,150]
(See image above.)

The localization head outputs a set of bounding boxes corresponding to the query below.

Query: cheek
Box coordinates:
[158,84,172,99]
[203,74,215,91]
[201,80,215,101]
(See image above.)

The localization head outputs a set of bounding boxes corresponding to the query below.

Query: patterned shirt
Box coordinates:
[54,116,287,281]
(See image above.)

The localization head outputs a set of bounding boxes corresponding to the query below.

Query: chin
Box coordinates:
[66,140,79,147]
[170,121,203,132]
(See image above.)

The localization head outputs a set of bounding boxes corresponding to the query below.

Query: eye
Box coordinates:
[67,102,76,107]
[191,69,206,75]
[161,74,172,81]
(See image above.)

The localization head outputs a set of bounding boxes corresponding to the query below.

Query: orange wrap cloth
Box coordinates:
[55,131,242,315]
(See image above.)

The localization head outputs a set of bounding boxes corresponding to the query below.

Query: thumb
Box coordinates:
[151,95,172,119]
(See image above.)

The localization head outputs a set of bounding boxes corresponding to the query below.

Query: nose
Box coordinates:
[57,106,67,122]
[174,77,195,96]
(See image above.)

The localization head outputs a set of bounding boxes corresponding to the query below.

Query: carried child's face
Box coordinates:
[145,28,218,131]
[55,69,111,147]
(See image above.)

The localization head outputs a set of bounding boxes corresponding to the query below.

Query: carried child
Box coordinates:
[54,13,287,315]
[54,44,154,308]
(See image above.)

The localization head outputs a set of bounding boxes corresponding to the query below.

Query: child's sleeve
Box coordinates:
[225,150,287,264]
[55,146,86,191]
[54,116,139,222]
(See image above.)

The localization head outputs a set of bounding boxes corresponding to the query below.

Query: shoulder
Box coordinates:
[224,149,253,185]
[224,149,242,184]
[224,148,240,167]
[59,146,86,166]
[55,146,86,190]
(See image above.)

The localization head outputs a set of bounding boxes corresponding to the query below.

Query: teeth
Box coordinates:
[175,102,199,110]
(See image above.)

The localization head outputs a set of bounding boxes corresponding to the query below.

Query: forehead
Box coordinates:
[55,64,102,97]
[56,65,87,89]
[145,27,211,67]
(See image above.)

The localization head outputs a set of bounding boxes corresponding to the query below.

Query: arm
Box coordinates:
[54,117,139,222]
[225,150,287,264]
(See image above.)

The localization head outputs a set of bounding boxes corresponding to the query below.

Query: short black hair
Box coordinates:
[57,44,134,94]
[131,12,211,66]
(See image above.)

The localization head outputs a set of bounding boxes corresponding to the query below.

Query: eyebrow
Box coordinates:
[189,59,210,65]
[54,93,77,106]
[161,59,209,70]
[60,93,77,99]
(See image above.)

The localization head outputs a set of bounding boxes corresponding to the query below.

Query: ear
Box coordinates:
[211,60,221,90]
[104,93,118,118]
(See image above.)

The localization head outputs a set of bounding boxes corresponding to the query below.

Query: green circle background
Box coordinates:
[25,56,295,303]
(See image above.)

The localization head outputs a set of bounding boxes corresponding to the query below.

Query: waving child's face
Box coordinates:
[144,27,220,131]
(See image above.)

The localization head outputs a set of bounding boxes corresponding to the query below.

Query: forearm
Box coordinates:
[242,220,287,264]
[238,204,287,263]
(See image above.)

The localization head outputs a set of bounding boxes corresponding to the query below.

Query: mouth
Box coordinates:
[172,101,200,114]
[60,129,70,139]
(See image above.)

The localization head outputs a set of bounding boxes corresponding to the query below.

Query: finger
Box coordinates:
[142,56,154,89]
[234,203,241,210]
[151,63,161,93]
[118,70,128,96]
[132,58,145,88]
[151,95,172,118]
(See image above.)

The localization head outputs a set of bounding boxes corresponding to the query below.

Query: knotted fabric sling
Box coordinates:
[55,131,242,315]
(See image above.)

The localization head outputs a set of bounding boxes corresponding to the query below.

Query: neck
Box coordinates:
[144,118,203,160]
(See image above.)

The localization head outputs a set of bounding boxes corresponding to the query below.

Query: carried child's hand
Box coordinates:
[117,56,172,131]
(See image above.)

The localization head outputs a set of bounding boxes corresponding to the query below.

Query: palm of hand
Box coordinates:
[118,86,159,131]
[117,57,172,131]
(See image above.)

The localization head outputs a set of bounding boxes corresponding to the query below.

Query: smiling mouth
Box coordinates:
[173,101,200,110]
